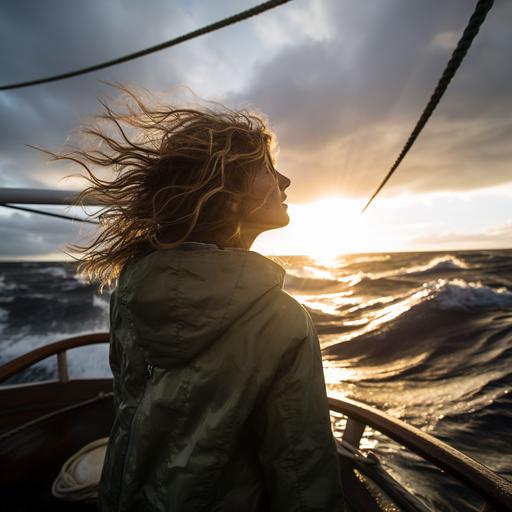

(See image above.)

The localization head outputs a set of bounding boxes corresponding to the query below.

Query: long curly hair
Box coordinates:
[43,85,279,291]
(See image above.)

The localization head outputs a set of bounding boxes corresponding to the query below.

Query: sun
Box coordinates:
[291,197,368,257]
[258,196,382,257]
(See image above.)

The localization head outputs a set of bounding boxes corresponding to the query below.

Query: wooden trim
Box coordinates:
[0,333,109,383]
[328,395,512,510]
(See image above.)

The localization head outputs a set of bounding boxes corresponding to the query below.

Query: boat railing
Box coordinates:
[0,333,511,510]
[328,396,512,511]
[0,332,109,384]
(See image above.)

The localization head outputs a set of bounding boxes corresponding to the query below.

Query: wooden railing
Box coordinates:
[328,396,512,511]
[0,332,109,383]
[1,332,511,510]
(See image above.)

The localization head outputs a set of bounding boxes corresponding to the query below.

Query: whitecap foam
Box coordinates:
[0,275,18,291]
[93,294,110,313]
[405,255,469,275]
[74,272,91,286]
[426,278,512,310]
[366,255,469,281]
[34,266,68,279]
[67,343,111,379]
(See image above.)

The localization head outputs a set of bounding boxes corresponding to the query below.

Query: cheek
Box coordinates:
[251,174,272,197]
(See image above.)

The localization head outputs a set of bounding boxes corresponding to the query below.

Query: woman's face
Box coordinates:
[240,162,291,234]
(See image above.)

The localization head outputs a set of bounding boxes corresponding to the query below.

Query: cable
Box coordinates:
[361,0,495,214]
[0,203,99,224]
[0,0,292,91]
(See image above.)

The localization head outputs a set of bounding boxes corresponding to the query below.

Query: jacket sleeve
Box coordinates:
[252,310,345,511]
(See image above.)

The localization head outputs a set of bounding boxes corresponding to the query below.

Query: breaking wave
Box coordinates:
[428,278,512,311]
[33,266,69,279]
[404,256,469,276]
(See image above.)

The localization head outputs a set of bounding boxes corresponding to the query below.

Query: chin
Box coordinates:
[274,212,290,228]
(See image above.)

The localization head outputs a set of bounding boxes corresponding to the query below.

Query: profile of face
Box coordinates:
[234,162,291,239]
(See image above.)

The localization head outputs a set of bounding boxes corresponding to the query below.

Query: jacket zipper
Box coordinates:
[117,363,153,512]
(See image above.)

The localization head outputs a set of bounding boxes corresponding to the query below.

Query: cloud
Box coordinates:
[410,220,512,250]
[0,0,511,258]
[0,208,96,257]
[227,0,512,199]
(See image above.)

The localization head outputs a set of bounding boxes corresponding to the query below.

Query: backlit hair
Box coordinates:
[42,85,279,291]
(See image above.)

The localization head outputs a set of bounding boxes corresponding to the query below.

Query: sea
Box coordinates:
[1,249,511,511]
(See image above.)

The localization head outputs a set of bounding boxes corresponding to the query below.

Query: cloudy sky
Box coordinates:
[0,0,511,259]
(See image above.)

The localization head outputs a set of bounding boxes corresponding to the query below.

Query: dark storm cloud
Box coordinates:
[229,0,512,197]
[0,208,96,256]
[232,1,472,146]
[0,0,192,186]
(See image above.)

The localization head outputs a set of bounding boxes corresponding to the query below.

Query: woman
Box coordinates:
[61,87,344,511]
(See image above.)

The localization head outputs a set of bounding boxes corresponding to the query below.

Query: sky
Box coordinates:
[0,0,511,259]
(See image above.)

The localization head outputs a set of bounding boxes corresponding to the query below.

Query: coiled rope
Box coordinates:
[0,0,292,91]
[361,0,495,213]
[52,437,109,502]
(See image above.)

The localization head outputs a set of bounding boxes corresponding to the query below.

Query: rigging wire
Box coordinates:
[0,0,292,91]
[0,203,99,224]
[361,0,495,214]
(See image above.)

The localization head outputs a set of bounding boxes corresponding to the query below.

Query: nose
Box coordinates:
[277,171,291,191]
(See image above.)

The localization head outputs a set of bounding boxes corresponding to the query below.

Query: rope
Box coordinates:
[361,0,495,213]
[0,391,113,443]
[0,203,99,224]
[0,0,292,91]
[52,437,109,502]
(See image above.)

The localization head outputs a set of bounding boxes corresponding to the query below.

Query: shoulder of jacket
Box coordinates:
[263,288,315,342]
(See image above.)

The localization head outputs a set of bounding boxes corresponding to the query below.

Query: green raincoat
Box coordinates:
[98,242,344,511]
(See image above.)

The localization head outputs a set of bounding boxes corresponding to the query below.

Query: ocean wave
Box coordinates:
[349,254,391,264]
[350,255,469,285]
[93,294,110,312]
[73,272,92,286]
[349,275,415,295]
[404,256,469,276]
[34,266,68,279]
[323,278,512,362]
[284,273,341,291]
[428,278,512,311]
[0,275,18,291]
[349,274,512,312]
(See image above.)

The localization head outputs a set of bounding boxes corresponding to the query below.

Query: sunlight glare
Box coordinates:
[258,195,407,256]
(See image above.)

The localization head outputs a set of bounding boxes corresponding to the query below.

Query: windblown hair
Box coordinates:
[47,86,279,291]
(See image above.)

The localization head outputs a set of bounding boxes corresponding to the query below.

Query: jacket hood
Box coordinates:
[120,242,286,368]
